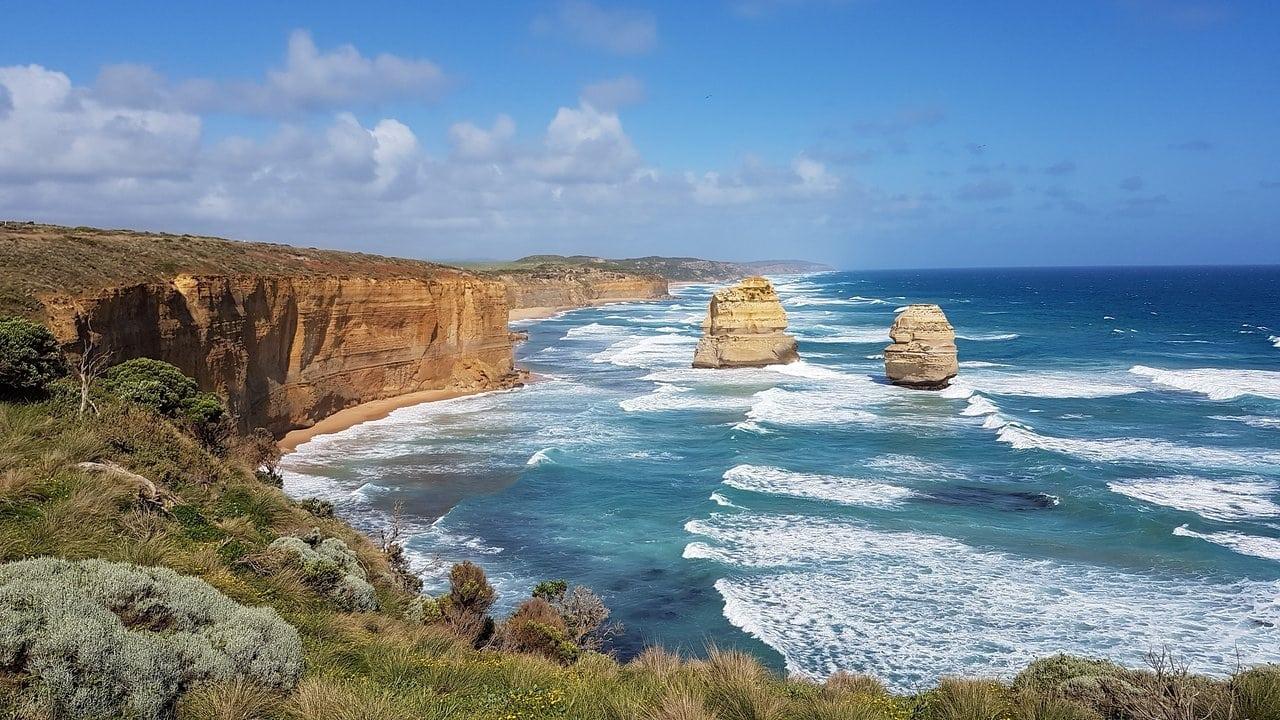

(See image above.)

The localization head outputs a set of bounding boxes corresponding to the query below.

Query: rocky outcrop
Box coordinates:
[692,276,798,368]
[492,266,668,312]
[41,274,515,435]
[884,304,958,389]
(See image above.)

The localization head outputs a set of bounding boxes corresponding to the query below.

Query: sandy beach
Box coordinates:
[279,386,489,453]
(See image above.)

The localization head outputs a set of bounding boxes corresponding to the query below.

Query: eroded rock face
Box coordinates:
[884,304,958,389]
[692,276,798,368]
[42,275,516,435]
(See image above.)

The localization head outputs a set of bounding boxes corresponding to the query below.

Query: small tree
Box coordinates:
[441,561,496,645]
[0,316,66,399]
[103,358,230,451]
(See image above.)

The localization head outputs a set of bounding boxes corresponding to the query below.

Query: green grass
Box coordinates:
[0,398,1274,720]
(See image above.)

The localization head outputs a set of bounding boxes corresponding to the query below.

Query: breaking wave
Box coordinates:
[1174,526,1280,562]
[1108,476,1280,522]
[722,464,914,508]
[1130,365,1280,401]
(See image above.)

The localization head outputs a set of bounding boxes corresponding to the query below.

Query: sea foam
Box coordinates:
[1130,365,1280,401]
[1173,526,1280,562]
[722,464,914,508]
[997,425,1280,470]
[686,512,1280,686]
[1108,476,1280,522]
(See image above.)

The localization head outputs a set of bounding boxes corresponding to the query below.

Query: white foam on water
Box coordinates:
[1174,526,1280,562]
[592,334,697,368]
[1130,365,1280,401]
[732,420,774,434]
[710,491,743,508]
[1108,476,1280,522]
[685,512,1280,686]
[864,454,965,480]
[964,370,1144,399]
[561,322,628,339]
[722,464,914,508]
[747,387,880,426]
[1210,415,1280,430]
[959,361,1009,368]
[789,297,857,307]
[957,332,1020,341]
[526,448,556,466]
[1270,335,1280,349]
[794,325,889,344]
[997,425,1280,470]
[962,394,1000,416]
[619,384,753,413]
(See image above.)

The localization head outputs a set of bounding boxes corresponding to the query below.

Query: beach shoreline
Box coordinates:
[280,385,498,453]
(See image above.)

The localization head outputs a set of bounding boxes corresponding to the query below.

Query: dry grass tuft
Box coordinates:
[177,679,280,720]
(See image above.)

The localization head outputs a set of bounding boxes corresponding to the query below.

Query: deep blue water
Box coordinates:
[281,267,1280,688]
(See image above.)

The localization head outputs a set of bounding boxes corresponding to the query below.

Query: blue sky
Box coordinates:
[1,1,1277,268]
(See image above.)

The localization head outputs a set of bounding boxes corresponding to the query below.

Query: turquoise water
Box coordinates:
[281,267,1280,688]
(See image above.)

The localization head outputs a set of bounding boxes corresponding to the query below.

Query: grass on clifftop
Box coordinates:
[1,396,1278,719]
[0,222,468,318]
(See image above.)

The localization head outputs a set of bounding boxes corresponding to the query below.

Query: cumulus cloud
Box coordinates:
[0,54,859,260]
[689,154,838,205]
[449,115,516,161]
[92,30,447,115]
[531,102,641,183]
[532,1,657,55]
[0,64,201,181]
[580,75,646,110]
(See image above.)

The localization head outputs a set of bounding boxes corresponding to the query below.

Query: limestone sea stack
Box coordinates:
[884,304,958,389]
[692,276,799,368]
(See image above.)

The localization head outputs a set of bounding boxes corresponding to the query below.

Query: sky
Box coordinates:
[1,1,1277,268]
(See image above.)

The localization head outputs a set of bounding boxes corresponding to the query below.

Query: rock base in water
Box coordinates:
[884,304,958,389]
[692,276,799,369]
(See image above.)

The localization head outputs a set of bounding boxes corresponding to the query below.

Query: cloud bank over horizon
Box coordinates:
[0,2,1276,268]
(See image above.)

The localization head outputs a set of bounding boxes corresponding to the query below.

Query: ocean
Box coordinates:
[281,266,1280,689]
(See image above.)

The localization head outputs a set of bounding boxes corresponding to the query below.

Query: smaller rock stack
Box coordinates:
[884,304,958,389]
[692,276,799,369]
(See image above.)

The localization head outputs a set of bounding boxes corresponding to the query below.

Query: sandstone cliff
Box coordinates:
[2,224,518,435]
[41,275,515,435]
[884,304,958,389]
[490,265,669,311]
[692,276,798,368]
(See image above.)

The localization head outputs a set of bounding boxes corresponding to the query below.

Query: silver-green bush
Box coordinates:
[268,533,378,611]
[0,557,303,720]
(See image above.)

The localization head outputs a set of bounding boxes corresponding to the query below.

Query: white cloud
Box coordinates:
[531,102,641,183]
[0,64,201,181]
[0,57,853,261]
[533,1,657,55]
[92,30,447,116]
[580,75,646,110]
[449,114,516,161]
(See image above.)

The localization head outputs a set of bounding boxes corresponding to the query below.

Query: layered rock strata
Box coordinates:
[493,266,668,311]
[883,304,958,389]
[41,275,516,435]
[692,276,798,368]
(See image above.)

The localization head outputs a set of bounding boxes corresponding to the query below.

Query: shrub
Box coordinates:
[435,561,496,644]
[299,497,335,518]
[241,427,282,485]
[0,557,302,720]
[0,316,65,398]
[496,598,581,664]
[103,358,229,451]
[528,577,618,651]
[1014,654,1140,717]
[267,533,378,611]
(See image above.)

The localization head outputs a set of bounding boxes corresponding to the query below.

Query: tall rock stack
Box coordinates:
[884,304,958,389]
[692,276,799,369]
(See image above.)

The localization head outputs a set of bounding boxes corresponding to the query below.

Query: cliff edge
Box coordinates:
[1,223,517,434]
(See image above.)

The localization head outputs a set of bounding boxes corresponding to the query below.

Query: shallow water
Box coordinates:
[282,267,1280,689]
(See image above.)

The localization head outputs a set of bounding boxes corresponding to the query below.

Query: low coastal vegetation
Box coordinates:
[1,315,1277,719]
